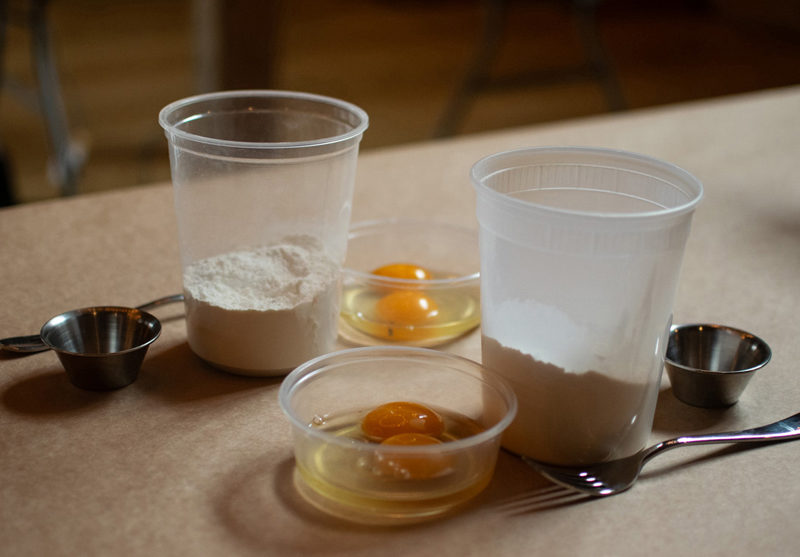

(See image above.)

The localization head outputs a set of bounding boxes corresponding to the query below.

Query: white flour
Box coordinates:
[183,235,339,376]
[482,334,657,466]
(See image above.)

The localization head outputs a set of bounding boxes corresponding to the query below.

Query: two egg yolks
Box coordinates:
[362,402,450,480]
[361,401,445,441]
[370,263,439,327]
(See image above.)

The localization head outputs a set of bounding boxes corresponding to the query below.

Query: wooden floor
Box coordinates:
[1,0,799,204]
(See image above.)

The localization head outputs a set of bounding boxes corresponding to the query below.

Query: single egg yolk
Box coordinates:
[371,263,432,281]
[375,290,439,326]
[362,401,445,441]
[377,433,450,480]
[381,433,442,446]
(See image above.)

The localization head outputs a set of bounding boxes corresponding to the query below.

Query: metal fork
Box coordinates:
[523,412,800,497]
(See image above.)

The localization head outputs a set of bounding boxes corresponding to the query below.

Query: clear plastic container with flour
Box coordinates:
[471,147,703,466]
[159,91,368,376]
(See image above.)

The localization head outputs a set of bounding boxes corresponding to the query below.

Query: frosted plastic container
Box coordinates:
[471,146,703,466]
[159,91,368,376]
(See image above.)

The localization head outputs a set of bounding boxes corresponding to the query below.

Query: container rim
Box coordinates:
[278,346,518,452]
[470,146,704,222]
[40,307,162,357]
[343,218,480,288]
[666,323,772,375]
[158,89,369,150]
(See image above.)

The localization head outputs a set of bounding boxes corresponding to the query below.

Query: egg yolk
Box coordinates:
[377,433,450,480]
[361,401,445,441]
[381,433,442,446]
[375,290,439,326]
[371,263,432,281]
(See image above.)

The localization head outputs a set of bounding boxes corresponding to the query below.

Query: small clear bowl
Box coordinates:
[339,219,480,347]
[278,346,517,525]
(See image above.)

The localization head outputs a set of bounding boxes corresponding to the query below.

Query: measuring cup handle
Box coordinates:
[136,293,185,312]
[0,334,49,354]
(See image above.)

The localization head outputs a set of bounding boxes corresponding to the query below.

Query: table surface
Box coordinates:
[2,86,799,556]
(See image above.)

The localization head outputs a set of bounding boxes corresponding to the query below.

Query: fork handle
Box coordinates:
[645,412,800,462]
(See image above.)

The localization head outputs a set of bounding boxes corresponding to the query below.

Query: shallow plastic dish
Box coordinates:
[339,219,481,347]
[278,346,517,525]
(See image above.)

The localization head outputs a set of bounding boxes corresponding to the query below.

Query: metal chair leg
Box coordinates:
[572,0,625,112]
[0,0,16,205]
[434,0,508,138]
[435,0,626,138]
[29,0,84,196]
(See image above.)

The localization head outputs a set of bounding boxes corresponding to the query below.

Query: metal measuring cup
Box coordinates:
[2,294,183,390]
[665,323,772,407]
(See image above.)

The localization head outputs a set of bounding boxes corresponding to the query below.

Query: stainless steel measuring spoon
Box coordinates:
[0,293,184,354]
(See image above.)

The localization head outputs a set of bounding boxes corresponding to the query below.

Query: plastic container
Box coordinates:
[159,91,368,376]
[471,146,703,466]
[278,346,517,525]
[339,219,481,347]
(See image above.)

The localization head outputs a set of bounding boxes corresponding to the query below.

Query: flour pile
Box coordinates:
[481,299,658,465]
[183,235,339,376]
